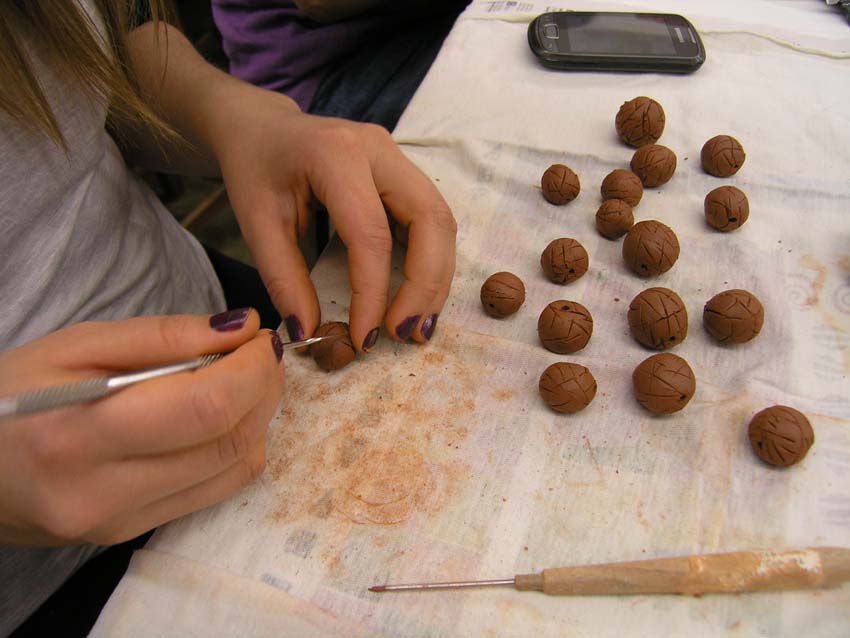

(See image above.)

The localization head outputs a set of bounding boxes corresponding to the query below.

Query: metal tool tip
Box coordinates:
[369,586,386,593]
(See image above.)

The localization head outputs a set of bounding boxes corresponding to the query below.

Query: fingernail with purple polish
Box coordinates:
[271,331,284,362]
[210,308,250,332]
[422,314,439,341]
[362,327,379,352]
[284,315,303,342]
[395,315,421,341]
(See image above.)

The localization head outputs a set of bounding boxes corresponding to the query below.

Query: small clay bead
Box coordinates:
[748,406,814,467]
[701,135,746,177]
[540,238,589,284]
[595,200,634,239]
[630,144,677,187]
[541,164,580,205]
[632,353,696,414]
[311,322,356,371]
[539,362,597,414]
[600,169,643,207]
[480,272,525,317]
[704,185,749,232]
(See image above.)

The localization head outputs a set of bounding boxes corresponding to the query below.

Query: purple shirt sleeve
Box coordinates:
[211,1,399,110]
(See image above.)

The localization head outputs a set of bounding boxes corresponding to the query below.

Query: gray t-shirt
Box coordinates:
[0,20,227,635]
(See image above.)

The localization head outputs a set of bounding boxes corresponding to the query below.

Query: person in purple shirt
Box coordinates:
[213,0,470,130]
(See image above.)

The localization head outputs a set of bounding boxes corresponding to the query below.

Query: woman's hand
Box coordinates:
[0,309,284,546]
[123,24,456,351]
[211,88,457,352]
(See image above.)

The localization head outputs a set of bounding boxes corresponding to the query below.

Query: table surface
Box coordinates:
[93,2,850,636]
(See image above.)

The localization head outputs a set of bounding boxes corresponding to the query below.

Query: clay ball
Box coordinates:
[538,300,593,354]
[480,272,525,318]
[541,164,580,205]
[541,238,589,284]
[704,186,749,232]
[630,144,677,188]
[703,289,764,344]
[701,135,746,177]
[595,200,634,239]
[311,322,356,371]
[628,288,688,350]
[539,362,597,414]
[622,220,680,278]
[615,96,666,148]
[748,406,814,467]
[632,353,696,414]
[600,169,643,207]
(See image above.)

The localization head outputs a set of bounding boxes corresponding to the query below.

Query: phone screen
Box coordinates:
[545,13,678,56]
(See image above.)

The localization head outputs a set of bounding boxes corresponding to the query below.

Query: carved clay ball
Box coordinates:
[539,362,597,414]
[311,322,356,371]
[615,96,666,147]
[630,144,677,187]
[748,406,814,467]
[704,186,749,232]
[537,300,593,354]
[480,272,525,318]
[703,289,764,344]
[632,353,696,414]
[595,200,634,239]
[541,164,580,205]
[600,169,643,207]
[622,220,680,277]
[541,238,589,284]
[628,288,688,350]
[701,135,746,177]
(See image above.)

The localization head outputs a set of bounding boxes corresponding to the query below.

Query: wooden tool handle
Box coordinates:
[514,547,850,595]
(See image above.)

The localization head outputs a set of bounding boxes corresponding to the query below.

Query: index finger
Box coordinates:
[309,135,393,353]
[92,330,285,456]
[373,145,457,342]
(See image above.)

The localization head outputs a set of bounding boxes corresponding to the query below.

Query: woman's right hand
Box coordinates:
[0,309,284,546]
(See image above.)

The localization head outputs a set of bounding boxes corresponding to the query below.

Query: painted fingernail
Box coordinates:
[421,314,439,341]
[284,315,304,342]
[395,315,421,341]
[271,331,284,362]
[210,308,250,332]
[362,327,379,352]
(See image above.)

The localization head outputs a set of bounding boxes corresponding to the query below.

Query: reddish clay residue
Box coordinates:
[265,328,485,528]
[493,388,516,402]
[800,255,827,307]
[333,449,443,524]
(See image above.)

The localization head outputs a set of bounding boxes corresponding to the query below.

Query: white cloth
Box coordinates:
[0,7,224,633]
[94,1,850,636]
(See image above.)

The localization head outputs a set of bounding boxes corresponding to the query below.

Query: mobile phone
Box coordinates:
[528,11,705,73]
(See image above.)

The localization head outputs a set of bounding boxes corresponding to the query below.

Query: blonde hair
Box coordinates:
[0,0,175,149]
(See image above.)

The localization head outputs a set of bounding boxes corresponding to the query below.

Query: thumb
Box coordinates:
[49,309,262,370]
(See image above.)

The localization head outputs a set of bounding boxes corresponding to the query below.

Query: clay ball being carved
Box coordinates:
[632,353,696,414]
[615,96,666,148]
[701,135,746,177]
[595,200,634,239]
[630,144,677,188]
[311,322,356,371]
[541,164,580,205]
[538,300,593,354]
[622,220,680,278]
[600,169,643,207]
[541,238,589,284]
[480,272,526,318]
[628,287,688,350]
[748,406,814,467]
[703,289,764,344]
[704,186,749,232]
[539,362,597,414]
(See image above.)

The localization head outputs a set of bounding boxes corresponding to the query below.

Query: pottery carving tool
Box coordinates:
[370,547,850,595]
[0,336,325,420]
